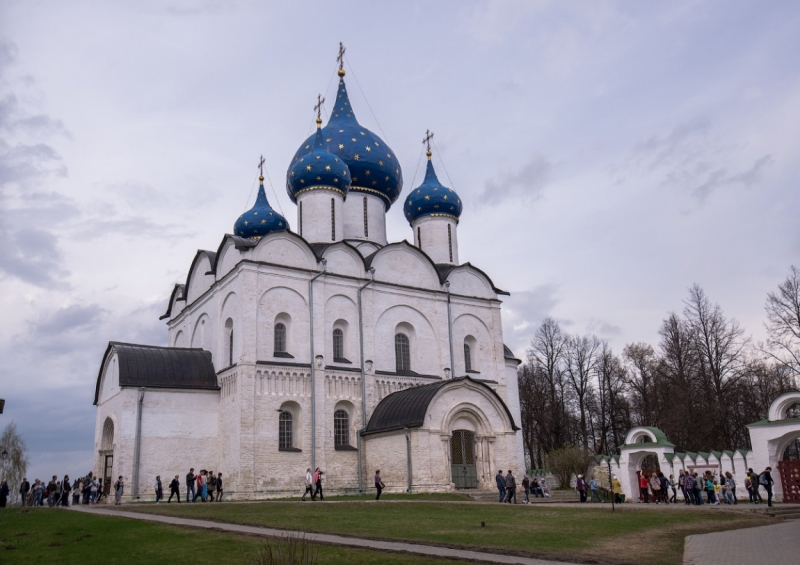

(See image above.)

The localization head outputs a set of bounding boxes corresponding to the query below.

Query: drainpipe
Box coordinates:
[356,267,375,492]
[309,259,327,473]
[132,387,145,499]
[405,427,412,492]
[445,281,455,378]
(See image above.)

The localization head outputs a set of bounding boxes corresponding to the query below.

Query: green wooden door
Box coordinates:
[450,430,478,489]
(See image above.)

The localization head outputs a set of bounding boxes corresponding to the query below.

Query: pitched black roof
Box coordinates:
[503,344,521,365]
[361,376,518,436]
[94,342,219,405]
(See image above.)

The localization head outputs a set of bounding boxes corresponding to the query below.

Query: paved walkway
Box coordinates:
[70,505,581,565]
[684,520,800,565]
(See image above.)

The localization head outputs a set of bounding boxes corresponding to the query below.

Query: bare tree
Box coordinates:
[623,342,659,426]
[0,422,29,506]
[765,265,800,383]
[565,334,600,453]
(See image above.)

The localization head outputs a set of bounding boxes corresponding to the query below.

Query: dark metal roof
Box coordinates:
[94,341,219,405]
[362,376,519,436]
[436,263,509,295]
[503,345,522,365]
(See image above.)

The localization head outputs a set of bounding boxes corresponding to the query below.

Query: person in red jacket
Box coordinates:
[639,471,650,503]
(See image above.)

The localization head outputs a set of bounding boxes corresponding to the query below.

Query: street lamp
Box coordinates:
[1,449,8,460]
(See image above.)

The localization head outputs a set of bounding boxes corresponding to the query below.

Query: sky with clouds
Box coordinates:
[1,1,799,481]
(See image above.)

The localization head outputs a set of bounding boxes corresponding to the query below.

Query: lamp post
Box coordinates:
[1,449,7,460]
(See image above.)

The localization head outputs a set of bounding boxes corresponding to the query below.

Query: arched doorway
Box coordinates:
[101,418,114,497]
[450,430,477,488]
[641,454,660,473]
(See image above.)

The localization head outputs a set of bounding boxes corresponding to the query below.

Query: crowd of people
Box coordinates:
[1,472,107,508]
[495,470,551,504]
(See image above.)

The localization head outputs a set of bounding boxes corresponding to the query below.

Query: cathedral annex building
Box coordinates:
[92,55,525,501]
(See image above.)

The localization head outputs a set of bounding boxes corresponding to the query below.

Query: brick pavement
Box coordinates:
[70,505,581,565]
[683,519,800,565]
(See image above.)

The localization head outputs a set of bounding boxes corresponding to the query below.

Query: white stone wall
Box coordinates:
[412,215,459,265]
[297,190,344,244]
[343,193,387,245]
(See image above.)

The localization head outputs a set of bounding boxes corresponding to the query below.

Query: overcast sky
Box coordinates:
[2,1,799,482]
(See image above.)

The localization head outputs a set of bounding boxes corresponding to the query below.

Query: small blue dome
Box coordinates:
[234,178,289,239]
[403,158,462,224]
[287,127,351,202]
[288,76,403,209]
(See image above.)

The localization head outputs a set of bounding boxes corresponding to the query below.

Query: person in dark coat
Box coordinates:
[0,480,9,507]
[61,475,72,507]
[20,478,30,507]
[154,475,163,504]
[495,470,506,503]
[168,475,181,503]
[504,470,517,504]
[761,467,775,507]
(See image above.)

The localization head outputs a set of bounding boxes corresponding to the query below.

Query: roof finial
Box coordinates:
[337,42,346,77]
[314,94,325,128]
[422,129,434,160]
[258,154,265,183]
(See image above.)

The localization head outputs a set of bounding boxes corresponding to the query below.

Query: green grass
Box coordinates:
[0,507,471,565]
[130,500,778,565]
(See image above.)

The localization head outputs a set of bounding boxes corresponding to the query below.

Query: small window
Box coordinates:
[333,328,344,360]
[279,411,293,449]
[464,343,471,372]
[299,202,303,237]
[274,323,287,354]
[334,409,349,446]
[395,333,410,373]
[363,196,368,237]
[417,227,421,248]
[228,328,234,366]
[331,198,336,241]
[448,224,453,262]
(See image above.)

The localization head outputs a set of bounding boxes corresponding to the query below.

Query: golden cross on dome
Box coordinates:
[422,130,434,160]
[337,42,346,75]
[314,94,325,126]
[258,155,265,180]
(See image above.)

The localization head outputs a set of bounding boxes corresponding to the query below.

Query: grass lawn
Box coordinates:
[130,499,779,565]
[0,507,472,565]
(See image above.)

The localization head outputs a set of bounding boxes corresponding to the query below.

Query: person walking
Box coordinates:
[82,473,93,504]
[522,475,530,504]
[748,468,763,504]
[302,468,313,501]
[495,470,506,503]
[154,475,163,504]
[114,476,124,505]
[207,471,216,502]
[692,472,703,505]
[374,470,385,500]
[61,475,72,507]
[0,480,8,507]
[724,472,737,505]
[658,472,670,504]
[193,471,203,502]
[589,477,602,503]
[90,476,99,503]
[649,473,662,504]
[32,479,44,507]
[20,478,30,507]
[575,474,588,503]
[314,468,324,501]
[216,473,224,501]
[72,478,82,505]
[639,472,649,503]
[678,470,687,503]
[668,474,677,503]
[760,467,775,507]
[47,476,58,506]
[168,475,181,503]
[186,468,196,503]
[612,475,622,504]
[504,470,517,503]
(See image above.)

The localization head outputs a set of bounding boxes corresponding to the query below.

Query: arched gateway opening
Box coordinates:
[101,418,114,497]
[451,429,478,488]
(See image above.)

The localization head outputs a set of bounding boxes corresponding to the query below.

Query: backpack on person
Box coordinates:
[759,473,767,486]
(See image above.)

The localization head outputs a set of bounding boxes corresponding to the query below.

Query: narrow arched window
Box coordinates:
[448,224,453,262]
[331,198,336,241]
[334,409,349,446]
[417,227,421,248]
[229,328,234,366]
[395,333,410,373]
[299,202,303,237]
[464,343,472,372]
[274,323,287,354]
[279,411,293,449]
[333,328,344,360]
[363,196,368,237]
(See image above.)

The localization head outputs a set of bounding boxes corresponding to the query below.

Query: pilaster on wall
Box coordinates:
[236,268,259,496]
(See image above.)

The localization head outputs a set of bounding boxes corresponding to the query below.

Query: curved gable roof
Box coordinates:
[183,249,217,305]
[362,376,519,436]
[93,341,218,405]
[159,283,186,320]
[436,262,509,296]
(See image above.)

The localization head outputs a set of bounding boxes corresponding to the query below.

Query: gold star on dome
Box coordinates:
[360,131,365,136]
[424,195,430,200]
[291,171,295,177]
[378,160,383,166]
[300,179,305,184]
[450,206,454,210]
[372,181,377,186]
[365,170,370,176]
[316,155,321,160]
[448,187,453,192]
[374,142,379,147]
[396,168,400,174]
[339,107,344,111]
[261,220,266,224]
[305,145,309,149]
[443,195,448,200]
[278,221,283,226]
[334,158,339,162]
[418,207,422,211]
[385,176,389,181]
[416,189,421,194]
[338,144,344,149]
[339,129,344,133]
[387,153,392,158]
[354,154,360,160]
[351,137,357,142]
[325,165,331,171]
[352,177,358,182]
[306,165,312,171]
[407,200,412,206]
[365,146,371,152]
[244,221,249,225]
[433,187,438,191]
[457,199,461,205]
[334,178,338,182]
[316,176,321,180]
[253,212,258,215]
[434,204,439,209]
[326,138,331,142]
[343,170,347,175]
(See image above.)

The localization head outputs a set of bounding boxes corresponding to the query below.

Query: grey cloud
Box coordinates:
[30,304,108,338]
[0,140,66,187]
[0,224,69,287]
[479,152,552,205]
[500,284,560,357]
[69,216,196,241]
[586,318,622,337]
[692,154,774,201]
[0,38,18,74]
[0,95,70,138]
[634,116,712,171]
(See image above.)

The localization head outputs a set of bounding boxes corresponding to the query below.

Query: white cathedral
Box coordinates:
[92,62,525,501]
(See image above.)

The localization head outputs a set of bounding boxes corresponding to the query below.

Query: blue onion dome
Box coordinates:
[287,123,351,202]
[234,176,289,239]
[403,152,463,224]
[287,71,403,209]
